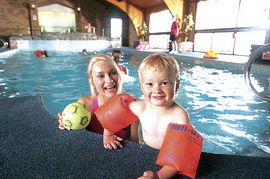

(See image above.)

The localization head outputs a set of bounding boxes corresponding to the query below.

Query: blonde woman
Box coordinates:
[58,54,139,142]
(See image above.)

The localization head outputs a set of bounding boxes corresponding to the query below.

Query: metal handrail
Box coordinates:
[0,39,8,48]
[244,43,270,101]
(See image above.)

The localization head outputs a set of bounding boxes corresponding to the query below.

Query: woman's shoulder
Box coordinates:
[78,95,92,101]
[77,96,96,110]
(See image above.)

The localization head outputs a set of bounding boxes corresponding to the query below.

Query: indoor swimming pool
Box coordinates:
[0,48,269,157]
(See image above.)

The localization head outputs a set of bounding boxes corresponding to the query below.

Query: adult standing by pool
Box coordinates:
[169,16,180,54]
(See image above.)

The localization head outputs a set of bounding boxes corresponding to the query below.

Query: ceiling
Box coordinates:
[117,0,164,9]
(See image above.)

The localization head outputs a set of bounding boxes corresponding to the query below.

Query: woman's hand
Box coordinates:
[103,129,123,149]
[138,171,159,179]
[57,112,70,130]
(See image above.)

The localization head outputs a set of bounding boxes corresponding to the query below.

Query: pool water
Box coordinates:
[0,49,269,157]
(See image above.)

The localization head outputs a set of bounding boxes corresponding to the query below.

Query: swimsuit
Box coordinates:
[170,21,179,41]
[118,64,127,75]
[86,97,130,140]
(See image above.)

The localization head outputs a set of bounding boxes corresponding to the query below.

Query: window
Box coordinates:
[38,4,76,33]
[111,18,122,38]
[111,18,122,47]
[149,10,171,33]
[149,10,172,49]
[195,0,270,56]
[196,0,239,29]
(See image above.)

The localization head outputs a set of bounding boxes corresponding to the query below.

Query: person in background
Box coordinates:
[43,50,49,57]
[57,54,139,142]
[101,53,190,178]
[169,16,180,54]
[34,50,49,58]
[112,49,128,75]
[84,22,92,33]
[82,49,88,56]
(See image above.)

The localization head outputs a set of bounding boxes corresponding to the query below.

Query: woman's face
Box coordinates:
[91,60,119,98]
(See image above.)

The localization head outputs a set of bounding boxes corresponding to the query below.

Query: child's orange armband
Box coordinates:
[95,93,138,133]
[156,123,204,179]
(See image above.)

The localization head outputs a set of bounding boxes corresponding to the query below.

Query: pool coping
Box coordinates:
[122,47,270,70]
[1,47,270,71]
[0,47,248,63]
[0,48,18,58]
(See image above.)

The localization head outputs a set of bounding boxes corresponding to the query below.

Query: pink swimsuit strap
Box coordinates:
[91,96,99,112]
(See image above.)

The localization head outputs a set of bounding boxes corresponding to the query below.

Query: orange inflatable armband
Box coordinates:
[95,93,138,133]
[156,123,203,179]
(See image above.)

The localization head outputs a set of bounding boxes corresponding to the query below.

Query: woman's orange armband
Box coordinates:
[156,123,204,179]
[95,93,138,133]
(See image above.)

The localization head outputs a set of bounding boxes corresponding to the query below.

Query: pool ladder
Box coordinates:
[244,43,270,101]
[0,39,8,48]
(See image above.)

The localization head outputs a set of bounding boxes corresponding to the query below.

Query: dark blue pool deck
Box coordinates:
[1,96,270,179]
[1,48,270,178]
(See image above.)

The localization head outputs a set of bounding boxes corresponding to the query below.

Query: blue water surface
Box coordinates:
[0,49,269,157]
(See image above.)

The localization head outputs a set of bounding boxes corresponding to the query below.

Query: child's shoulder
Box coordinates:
[130,99,145,106]
[129,100,146,116]
[173,102,190,124]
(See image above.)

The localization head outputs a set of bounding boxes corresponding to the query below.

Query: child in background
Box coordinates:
[102,53,190,178]
[57,54,139,142]
[112,49,128,75]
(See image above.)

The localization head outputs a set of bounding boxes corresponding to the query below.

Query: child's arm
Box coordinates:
[156,123,203,179]
[95,94,138,150]
[130,120,140,143]
[95,94,137,133]
[138,165,178,179]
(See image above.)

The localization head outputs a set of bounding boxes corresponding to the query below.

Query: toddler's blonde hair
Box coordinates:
[138,53,180,82]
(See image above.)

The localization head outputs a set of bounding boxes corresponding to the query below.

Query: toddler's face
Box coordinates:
[140,69,178,107]
[92,61,119,98]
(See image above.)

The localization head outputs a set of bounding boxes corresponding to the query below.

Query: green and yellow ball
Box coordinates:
[62,102,91,130]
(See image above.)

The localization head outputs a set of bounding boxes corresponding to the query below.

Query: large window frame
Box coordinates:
[148,9,172,49]
[194,0,270,56]
[38,3,76,33]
